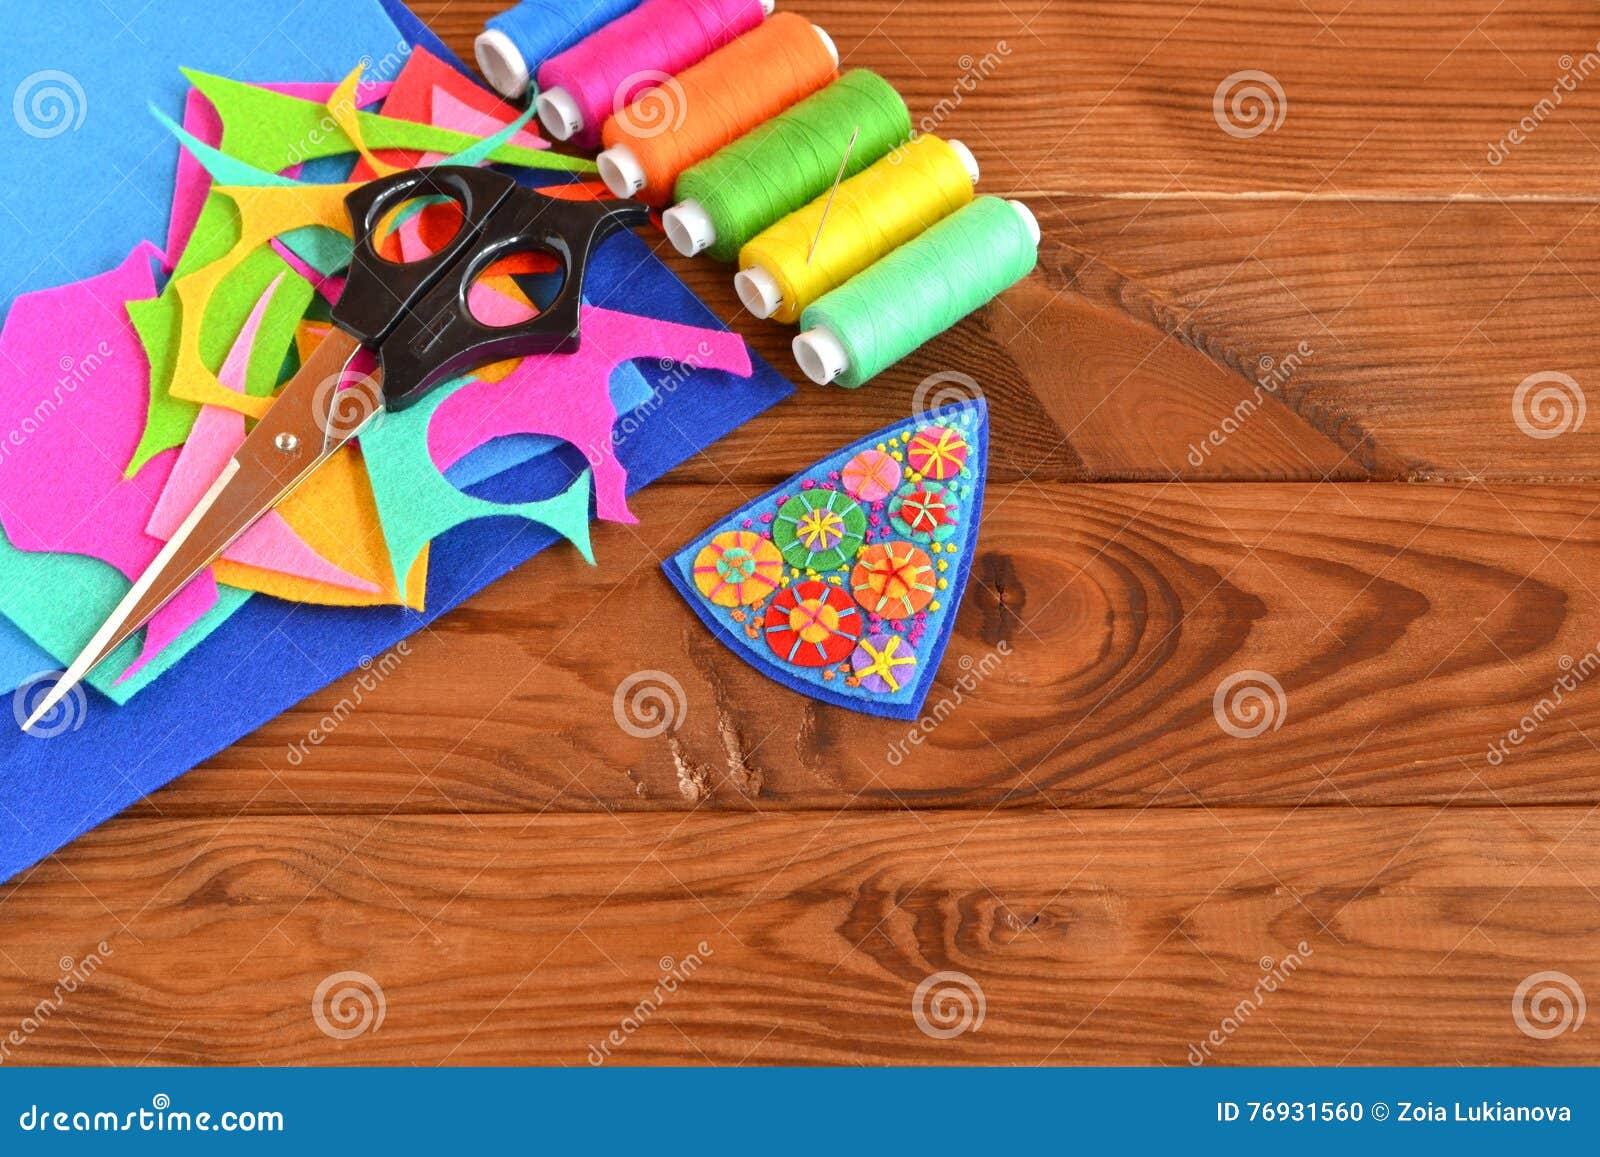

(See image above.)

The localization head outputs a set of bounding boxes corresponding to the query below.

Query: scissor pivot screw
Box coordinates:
[274,432,301,454]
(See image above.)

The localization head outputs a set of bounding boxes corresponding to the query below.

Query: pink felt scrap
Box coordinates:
[269,238,347,304]
[0,243,219,676]
[427,305,753,524]
[349,45,548,179]
[166,80,393,271]
[143,276,379,595]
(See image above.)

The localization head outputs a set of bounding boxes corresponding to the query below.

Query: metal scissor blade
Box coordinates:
[21,329,378,732]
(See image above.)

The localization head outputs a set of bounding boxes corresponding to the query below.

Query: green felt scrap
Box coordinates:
[0,525,252,704]
[127,194,313,475]
[359,383,596,589]
[182,69,597,176]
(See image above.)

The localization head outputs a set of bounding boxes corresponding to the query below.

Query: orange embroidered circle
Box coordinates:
[851,541,937,619]
[692,531,784,607]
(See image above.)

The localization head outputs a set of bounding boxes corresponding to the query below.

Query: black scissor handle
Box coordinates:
[334,166,520,347]
[331,166,650,412]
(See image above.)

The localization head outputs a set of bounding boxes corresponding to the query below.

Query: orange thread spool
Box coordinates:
[597,13,839,206]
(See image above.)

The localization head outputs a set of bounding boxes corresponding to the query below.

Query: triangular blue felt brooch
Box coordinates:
[664,400,988,720]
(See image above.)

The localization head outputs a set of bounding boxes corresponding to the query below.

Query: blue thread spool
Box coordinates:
[476,0,648,100]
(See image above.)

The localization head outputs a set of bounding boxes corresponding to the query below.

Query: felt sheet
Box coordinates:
[181,69,594,176]
[0,244,250,694]
[0,618,62,696]
[427,305,755,526]
[167,81,393,271]
[0,0,406,320]
[129,193,315,473]
[0,220,795,880]
[145,277,379,595]
[664,401,988,721]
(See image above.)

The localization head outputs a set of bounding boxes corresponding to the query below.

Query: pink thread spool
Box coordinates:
[536,0,773,150]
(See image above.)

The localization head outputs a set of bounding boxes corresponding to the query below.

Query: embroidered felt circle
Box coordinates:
[889,482,957,543]
[851,541,937,619]
[772,490,867,571]
[906,425,968,481]
[851,633,918,694]
[692,531,784,607]
[841,449,903,503]
[764,580,863,666]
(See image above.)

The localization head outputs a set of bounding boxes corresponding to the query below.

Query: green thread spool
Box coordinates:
[663,70,912,263]
[793,196,1040,388]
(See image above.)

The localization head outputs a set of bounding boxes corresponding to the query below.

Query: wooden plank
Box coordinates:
[416,1,1600,197]
[1,809,1595,1065]
[109,480,1600,817]
[1041,196,1600,480]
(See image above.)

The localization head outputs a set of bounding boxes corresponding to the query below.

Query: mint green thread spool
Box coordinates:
[663,70,911,263]
[793,196,1040,388]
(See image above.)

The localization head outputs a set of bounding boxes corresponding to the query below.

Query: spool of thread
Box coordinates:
[793,197,1040,388]
[476,0,647,100]
[735,135,979,323]
[596,14,839,205]
[536,0,773,150]
[664,70,912,263]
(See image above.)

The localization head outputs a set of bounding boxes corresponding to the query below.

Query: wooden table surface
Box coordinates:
[5,0,1600,1066]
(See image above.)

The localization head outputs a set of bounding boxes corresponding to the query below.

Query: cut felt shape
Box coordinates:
[0,243,246,690]
[145,276,380,597]
[362,383,597,590]
[167,80,393,272]
[180,68,593,177]
[349,46,546,177]
[665,400,989,721]
[0,0,406,317]
[0,615,63,696]
[426,305,755,527]
[129,192,316,473]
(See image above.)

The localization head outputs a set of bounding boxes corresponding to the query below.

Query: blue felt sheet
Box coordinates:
[0,0,408,321]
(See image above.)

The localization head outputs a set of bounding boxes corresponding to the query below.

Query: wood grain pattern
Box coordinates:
[4,0,1600,1068]
[3,810,1598,1065]
[111,480,1600,815]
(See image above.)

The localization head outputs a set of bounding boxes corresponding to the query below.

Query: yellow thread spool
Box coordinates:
[735,134,979,324]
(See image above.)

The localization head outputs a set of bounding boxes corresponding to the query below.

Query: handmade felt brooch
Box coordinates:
[664,399,988,719]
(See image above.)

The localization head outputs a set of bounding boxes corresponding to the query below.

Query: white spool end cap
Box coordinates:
[536,87,584,142]
[792,327,849,385]
[759,0,776,13]
[475,29,529,101]
[811,25,839,66]
[596,144,648,198]
[662,200,716,257]
[735,266,784,319]
[1008,199,1041,246]
[947,139,980,185]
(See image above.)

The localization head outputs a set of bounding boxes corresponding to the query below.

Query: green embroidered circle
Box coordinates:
[772,490,867,571]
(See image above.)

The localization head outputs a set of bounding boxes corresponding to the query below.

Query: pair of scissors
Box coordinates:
[22,166,649,731]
